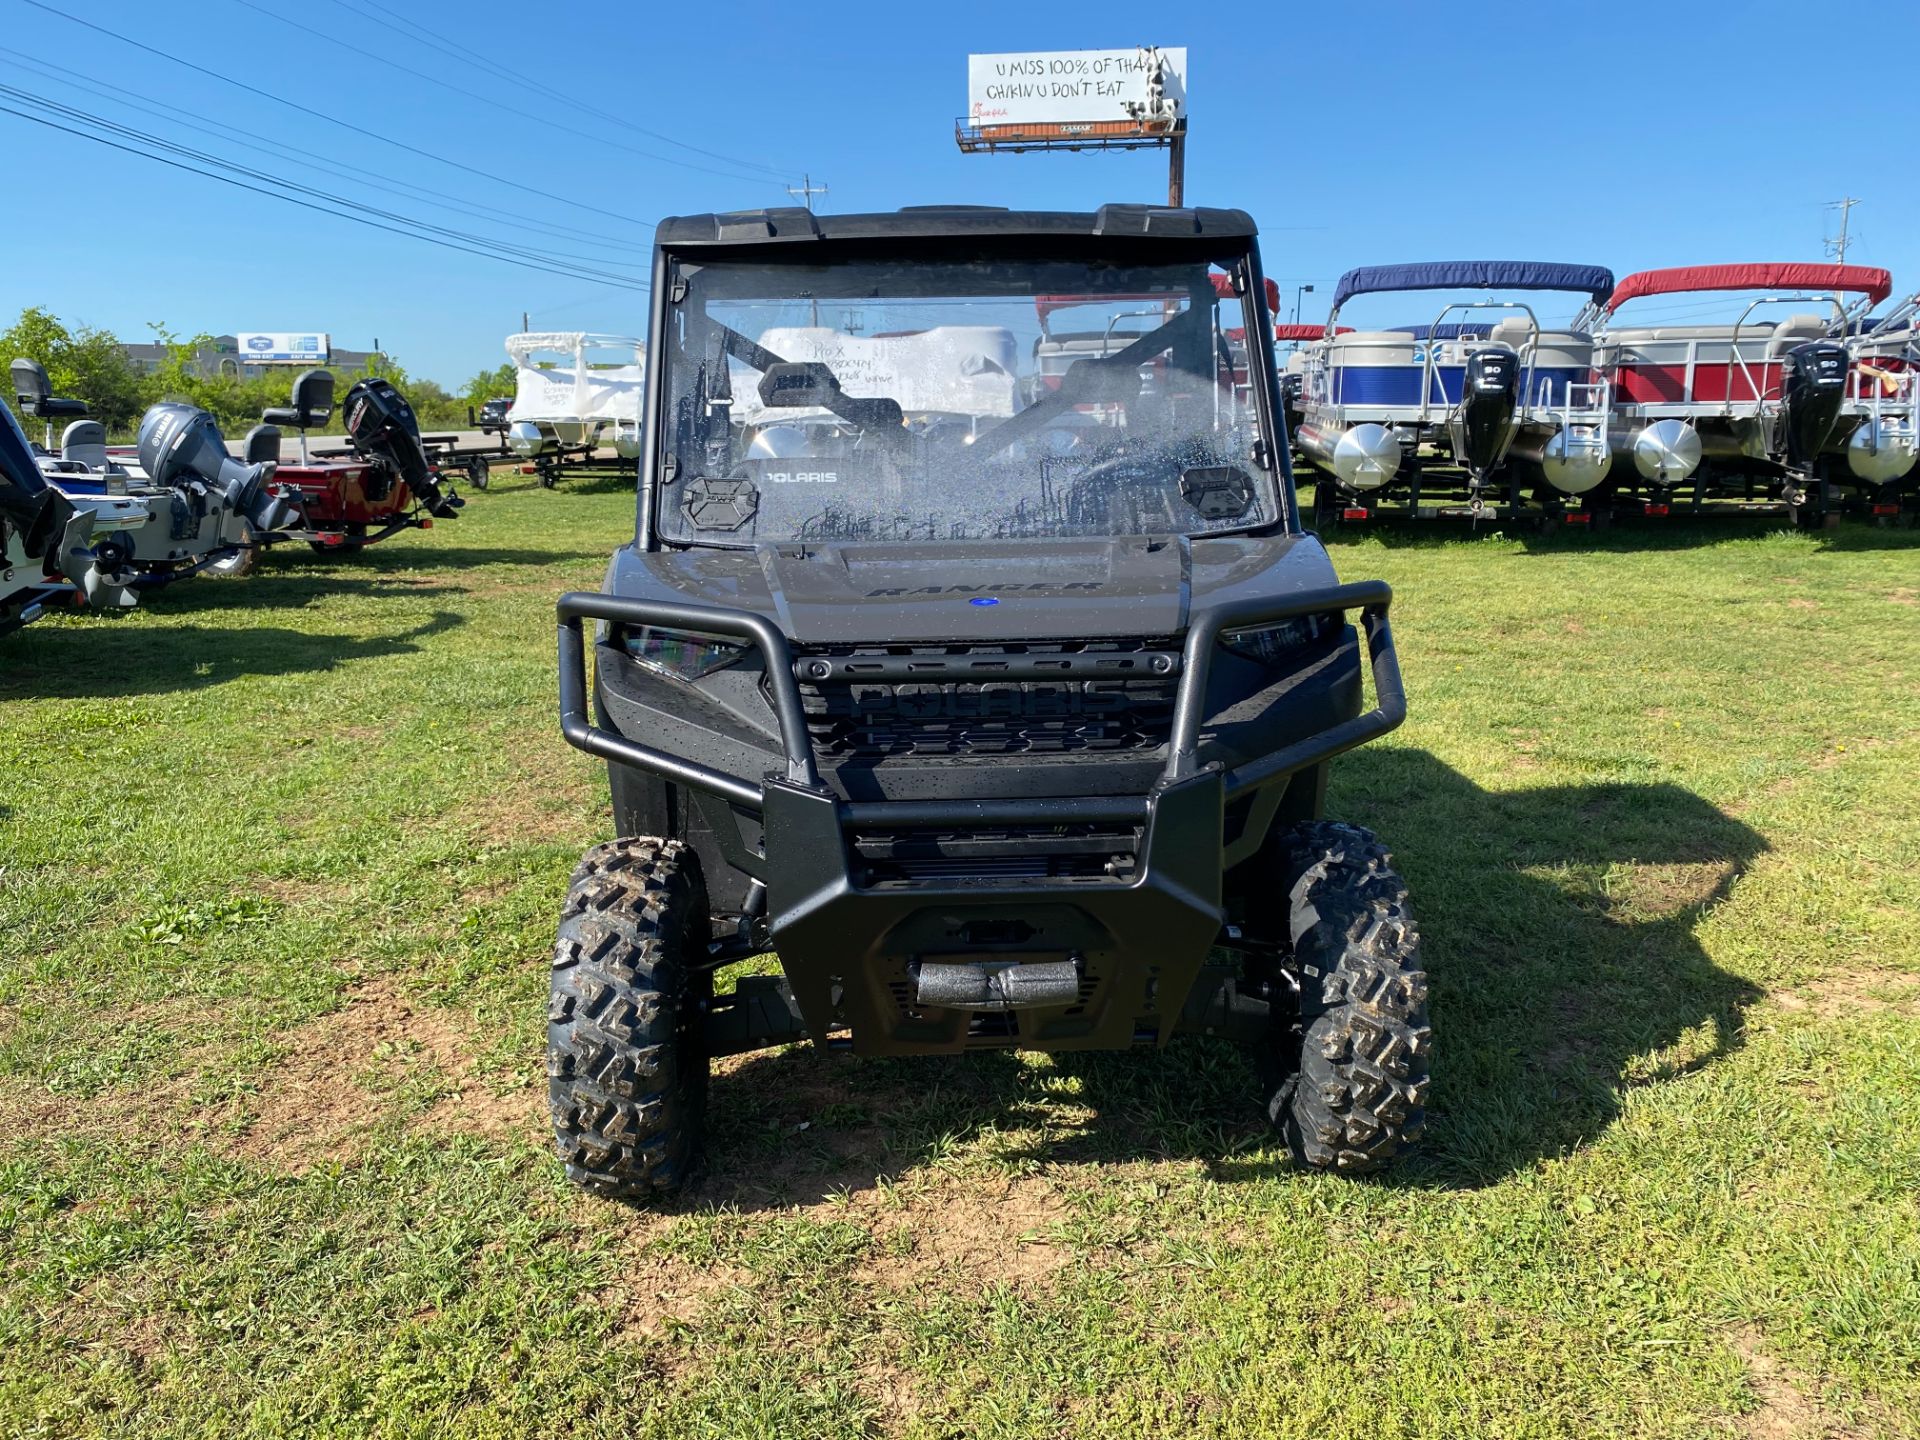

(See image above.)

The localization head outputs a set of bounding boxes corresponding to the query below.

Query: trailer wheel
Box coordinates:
[466,458,490,491]
[549,838,712,1198]
[1263,821,1430,1174]
[206,543,255,578]
[206,522,257,578]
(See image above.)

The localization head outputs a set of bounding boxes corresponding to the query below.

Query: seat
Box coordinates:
[261,368,335,462]
[1486,317,1535,350]
[59,419,110,471]
[10,358,90,422]
[1767,314,1832,356]
[243,424,282,466]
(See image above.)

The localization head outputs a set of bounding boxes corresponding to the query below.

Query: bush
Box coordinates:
[2,306,486,439]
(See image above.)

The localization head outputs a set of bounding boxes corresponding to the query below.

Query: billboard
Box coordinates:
[235,332,330,364]
[966,48,1186,129]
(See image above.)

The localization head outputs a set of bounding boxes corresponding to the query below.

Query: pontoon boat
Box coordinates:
[1585,264,1889,521]
[1295,262,1616,524]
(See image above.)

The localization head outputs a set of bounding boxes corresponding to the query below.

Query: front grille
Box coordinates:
[851,823,1140,887]
[795,639,1178,760]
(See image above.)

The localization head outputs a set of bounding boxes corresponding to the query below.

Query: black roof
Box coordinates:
[654,204,1258,247]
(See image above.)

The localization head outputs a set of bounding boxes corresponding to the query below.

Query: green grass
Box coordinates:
[2,476,1917,1438]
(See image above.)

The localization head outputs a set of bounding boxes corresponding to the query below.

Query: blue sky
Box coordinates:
[4,0,1915,384]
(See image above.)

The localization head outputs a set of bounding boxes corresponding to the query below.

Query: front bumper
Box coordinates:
[556,580,1404,1054]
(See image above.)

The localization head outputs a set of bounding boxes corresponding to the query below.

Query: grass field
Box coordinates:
[2,475,1917,1439]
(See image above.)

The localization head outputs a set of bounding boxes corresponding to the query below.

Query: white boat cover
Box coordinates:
[736,326,1020,423]
[504,332,646,426]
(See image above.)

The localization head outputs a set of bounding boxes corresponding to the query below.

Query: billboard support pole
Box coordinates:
[1167,130,1185,207]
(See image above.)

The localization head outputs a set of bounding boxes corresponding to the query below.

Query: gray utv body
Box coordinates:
[556,204,1407,1066]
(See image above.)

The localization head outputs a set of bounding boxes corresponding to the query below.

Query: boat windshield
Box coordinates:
[656,250,1281,545]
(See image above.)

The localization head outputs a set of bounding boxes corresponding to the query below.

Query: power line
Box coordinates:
[0,82,650,285]
[0,101,648,291]
[19,0,658,231]
[321,0,796,181]
[0,43,655,258]
[224,0,789,188]
[0,48,656,268]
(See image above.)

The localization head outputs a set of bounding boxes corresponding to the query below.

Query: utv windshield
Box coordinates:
[656,249,1283,545]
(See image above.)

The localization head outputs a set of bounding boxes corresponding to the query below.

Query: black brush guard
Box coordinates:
[556,582,1404,1056]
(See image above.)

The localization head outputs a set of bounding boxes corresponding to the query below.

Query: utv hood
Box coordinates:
[606,534,1341,645]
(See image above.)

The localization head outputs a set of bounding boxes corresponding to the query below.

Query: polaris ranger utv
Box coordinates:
[550,205,1427,1196]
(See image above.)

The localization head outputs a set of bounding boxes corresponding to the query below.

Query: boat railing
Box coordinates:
[1726,295,1850,418]
[1417,301,1539,426]
[1847,363,1916,423]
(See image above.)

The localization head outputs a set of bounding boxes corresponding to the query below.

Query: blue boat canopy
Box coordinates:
[1331,262,1616,314]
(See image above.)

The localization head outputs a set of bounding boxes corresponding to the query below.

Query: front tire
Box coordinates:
[549,838,712,1197]
[1266,821,1430,1173]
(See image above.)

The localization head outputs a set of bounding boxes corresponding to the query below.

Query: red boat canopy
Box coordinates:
[1272,323,1351,341]
[1036,273,1280,325]
[1604,263,1891,313]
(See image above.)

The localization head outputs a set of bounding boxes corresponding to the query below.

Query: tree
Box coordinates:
[0,306,145,432]
[462,362,516,405]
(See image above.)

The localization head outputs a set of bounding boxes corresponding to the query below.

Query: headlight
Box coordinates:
[1220,614,1328,666]
[619,626,748,682]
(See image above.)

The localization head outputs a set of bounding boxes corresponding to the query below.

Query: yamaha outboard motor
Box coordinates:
[1780,341,1849,470]
[138,402,297,533]
[1456,347,1521,477]
[342,378,462,519]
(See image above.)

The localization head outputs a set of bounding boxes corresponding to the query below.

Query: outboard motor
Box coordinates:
[1456,347,1520,477]
[342,378,462,519]
[1780,341,1849,470]
[138,402,296,533]
[2,397,132,625]
[1,401,76,562]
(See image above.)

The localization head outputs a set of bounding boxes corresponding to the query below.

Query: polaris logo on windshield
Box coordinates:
[864,582,1104,597]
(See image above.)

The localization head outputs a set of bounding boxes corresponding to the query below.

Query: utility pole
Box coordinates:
[787,174,829,324]
[1825,197,1860,263]
[1292,283,1315,326]
[522,310,529,333]
[787,174,828,212]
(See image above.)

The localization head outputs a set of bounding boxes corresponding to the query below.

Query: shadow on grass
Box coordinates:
[679,747,1765,1211]
[122,573,468,615]
[0,611,465,698]
[246,544,603,574]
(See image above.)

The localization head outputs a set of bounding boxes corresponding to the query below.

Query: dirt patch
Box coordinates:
[1889,588,1915,607]
[1771,971,1920,1022]
[858,1357,924,1437]
[854,1173,1069,1292]
[216,977,538,1171]
[1729,1328,1858,1439]
[615,1249,753,1342]
[1786,598,1820,612]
